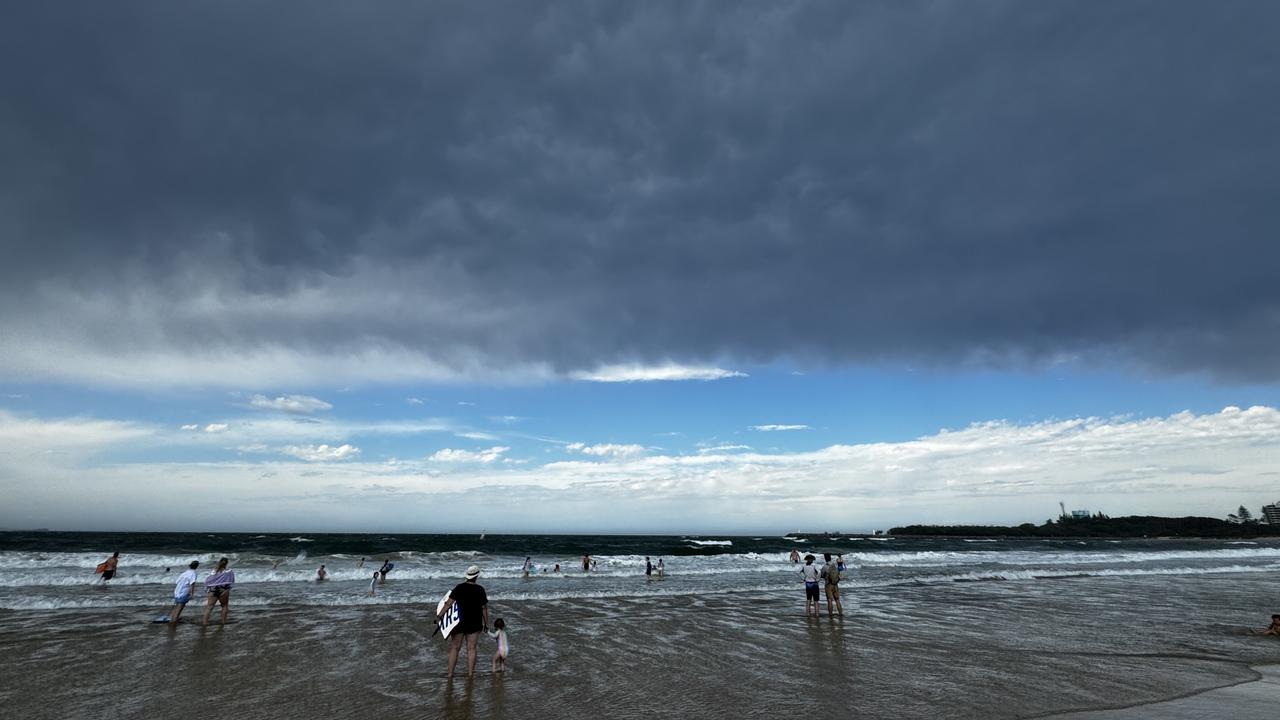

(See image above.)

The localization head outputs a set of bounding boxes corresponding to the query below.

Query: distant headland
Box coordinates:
[888,515,1280,539]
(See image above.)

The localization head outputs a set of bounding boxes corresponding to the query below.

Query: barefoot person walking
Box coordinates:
[437,565,490,679]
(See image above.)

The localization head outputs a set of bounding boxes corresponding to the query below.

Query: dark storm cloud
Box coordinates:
[2,1,1278,383]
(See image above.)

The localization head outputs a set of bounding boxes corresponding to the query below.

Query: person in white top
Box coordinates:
[164,560,200,625]
[367,572,379,597]
[800,554,821,617]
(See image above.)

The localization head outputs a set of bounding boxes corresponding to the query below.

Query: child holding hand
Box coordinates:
[488,618,509,672]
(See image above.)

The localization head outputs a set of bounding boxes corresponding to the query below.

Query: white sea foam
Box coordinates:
[685,540,732,546]
[6,544,1280,592]
[5,560,1277,611]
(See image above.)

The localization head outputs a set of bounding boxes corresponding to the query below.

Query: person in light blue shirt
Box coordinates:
[163,560,200,625]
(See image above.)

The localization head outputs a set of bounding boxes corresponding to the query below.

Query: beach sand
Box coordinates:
[3,572,1278,719]
[1048,664,1280,719]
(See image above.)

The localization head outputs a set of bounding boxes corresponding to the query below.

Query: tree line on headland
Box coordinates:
[889,515,1280,539]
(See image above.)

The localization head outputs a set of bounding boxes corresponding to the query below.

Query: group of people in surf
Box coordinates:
[315,558,395,595]
[95,552,398,626]
[793,549,845,618]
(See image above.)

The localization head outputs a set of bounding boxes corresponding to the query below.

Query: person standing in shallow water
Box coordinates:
[437,565,490,680]
[645,557,653,578]
[790,549,801,564]
[165,560,200,625]
[822,553,844,618]
[801,554,820,617]
[201,557,235,627]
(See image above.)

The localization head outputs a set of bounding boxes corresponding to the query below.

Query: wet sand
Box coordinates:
[3,572,1278,719]
[1047,664,1280,719]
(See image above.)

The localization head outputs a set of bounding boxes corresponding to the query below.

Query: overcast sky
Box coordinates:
[2,2,1278,533]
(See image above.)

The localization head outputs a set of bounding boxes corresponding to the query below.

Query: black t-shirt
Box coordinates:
[450,581,488,633]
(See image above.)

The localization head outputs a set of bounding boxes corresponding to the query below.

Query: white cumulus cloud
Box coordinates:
[204,423,229,433]
[249,394,333,415]
[180,424,199,431]
[698,444,752,454]
[429,446,509,463]
[567,442,647,458]
[280,443,361,462]
[751,424,810,432]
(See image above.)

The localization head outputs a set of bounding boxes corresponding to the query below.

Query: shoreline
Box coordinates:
[1043,663,1280,719]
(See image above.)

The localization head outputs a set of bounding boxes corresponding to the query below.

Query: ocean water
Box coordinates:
[2,532,1279,718]
[6,532,1280,612]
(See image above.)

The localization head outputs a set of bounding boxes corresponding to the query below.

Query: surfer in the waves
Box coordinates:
[96,552,119,583]
[379,559,393,584]
[437,564,490,680]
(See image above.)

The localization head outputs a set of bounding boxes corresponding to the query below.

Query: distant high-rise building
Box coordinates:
[1262,503,1280,525]
[1070,509,1091,520]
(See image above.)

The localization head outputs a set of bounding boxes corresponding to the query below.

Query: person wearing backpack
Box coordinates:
[822,553,844,618]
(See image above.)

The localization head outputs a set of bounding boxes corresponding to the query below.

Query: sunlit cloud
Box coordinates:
[456,431,500,441]
[249,394,333,415]
[0,410,153,453]
[567,442,647,458]
[280,443,361,462]
[571,364,747,383]
[751,424,809,432]
[429,446,509,463]
[698,444,752,454]
[4,407,1280,531]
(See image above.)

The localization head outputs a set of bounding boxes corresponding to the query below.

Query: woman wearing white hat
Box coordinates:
[437,564,490,679]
